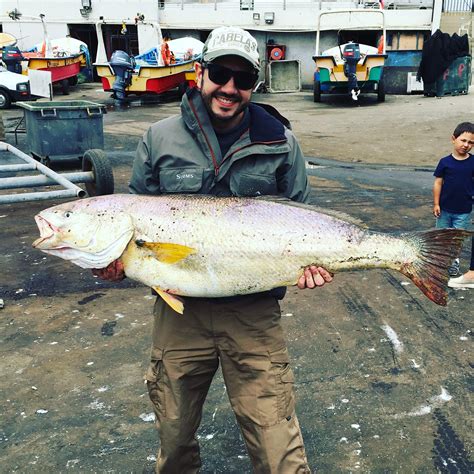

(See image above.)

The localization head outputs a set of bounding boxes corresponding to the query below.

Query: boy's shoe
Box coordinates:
[448,275,474,289]
[351,89,358,101]
[448,260,460,277]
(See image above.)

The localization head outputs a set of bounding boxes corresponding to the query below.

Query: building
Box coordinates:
[0,0,471,88]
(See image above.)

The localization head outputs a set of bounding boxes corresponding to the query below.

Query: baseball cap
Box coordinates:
[202,26,260,71]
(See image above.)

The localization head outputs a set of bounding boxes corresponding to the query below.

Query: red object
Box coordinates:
[37,61,81,83]
[266,44,286,61]
[270,47,284,61]
[161,43,171,66]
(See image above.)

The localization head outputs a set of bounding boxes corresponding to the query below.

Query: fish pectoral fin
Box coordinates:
[136,240,196,264]
[153,287,184,314]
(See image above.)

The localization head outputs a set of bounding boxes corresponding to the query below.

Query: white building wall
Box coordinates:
[0,0,436,86]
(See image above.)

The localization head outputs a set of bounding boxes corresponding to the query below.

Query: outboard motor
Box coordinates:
[109,50,135,101]
[342,42,361,101]
[2,46,24,74]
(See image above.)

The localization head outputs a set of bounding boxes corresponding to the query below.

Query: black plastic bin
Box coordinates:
[17,100,106,160]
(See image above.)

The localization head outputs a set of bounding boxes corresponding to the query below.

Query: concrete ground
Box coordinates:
[0,84,473,472]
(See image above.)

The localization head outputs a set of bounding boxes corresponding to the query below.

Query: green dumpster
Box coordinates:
[17,100,106,160]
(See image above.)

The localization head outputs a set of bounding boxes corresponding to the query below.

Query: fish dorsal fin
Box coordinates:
[153,287,184,314]
[136,240,196,264]
[254,195,367,228]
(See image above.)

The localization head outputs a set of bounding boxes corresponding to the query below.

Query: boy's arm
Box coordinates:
[433,177,443,217]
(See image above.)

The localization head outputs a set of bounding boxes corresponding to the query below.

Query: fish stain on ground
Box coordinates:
[101,321,117,336]
[78,293,106,305]
[432,409,473,472]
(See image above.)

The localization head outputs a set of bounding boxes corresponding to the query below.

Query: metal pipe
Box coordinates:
[0,189,83,204]
[0,164,37,173]
[0,142,85,197]
[0,172,94,190]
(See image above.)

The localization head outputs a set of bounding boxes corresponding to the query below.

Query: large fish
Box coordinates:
[33,194,470,313]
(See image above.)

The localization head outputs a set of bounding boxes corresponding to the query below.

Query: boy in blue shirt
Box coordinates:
[433,121,474,276]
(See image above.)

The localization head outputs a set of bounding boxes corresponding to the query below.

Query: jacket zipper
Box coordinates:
[189,97,287,176]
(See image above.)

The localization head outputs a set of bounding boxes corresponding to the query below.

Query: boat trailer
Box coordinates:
[0,142,108,204]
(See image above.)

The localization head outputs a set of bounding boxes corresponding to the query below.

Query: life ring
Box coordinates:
[161,42,171,66]
[270,47,284,61]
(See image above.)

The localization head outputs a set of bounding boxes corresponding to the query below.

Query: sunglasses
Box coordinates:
[204,62,258,90]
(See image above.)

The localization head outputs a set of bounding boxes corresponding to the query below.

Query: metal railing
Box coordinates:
[443,0,473,12]
[157,0,433,9]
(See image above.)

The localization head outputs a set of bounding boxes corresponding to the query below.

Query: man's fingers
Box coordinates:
[92,260,125,281]
[297,265,333,289]
[317,266,333,282]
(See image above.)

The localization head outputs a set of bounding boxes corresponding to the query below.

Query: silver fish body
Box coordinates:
[33,194,470,306]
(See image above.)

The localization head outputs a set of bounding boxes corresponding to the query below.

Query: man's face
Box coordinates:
[452,132,474,156]
[195,56,256,131]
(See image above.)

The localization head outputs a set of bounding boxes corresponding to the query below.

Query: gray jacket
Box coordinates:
[129,88,310,202]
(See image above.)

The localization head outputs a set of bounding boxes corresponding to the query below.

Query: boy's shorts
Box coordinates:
[436,211,472,230]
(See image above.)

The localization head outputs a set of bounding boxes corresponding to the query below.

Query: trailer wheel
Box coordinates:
[82,149,114,196]
[377,78,385,102]
[0,89,12,109]
[313,80,321,103]
[61,79,70,95]
[178,81,189,97]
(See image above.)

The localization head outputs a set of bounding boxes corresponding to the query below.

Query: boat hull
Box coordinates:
[23,53,85,83]
[96,60,197,95]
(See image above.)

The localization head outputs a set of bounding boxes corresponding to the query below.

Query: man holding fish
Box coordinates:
[96,26,331,473]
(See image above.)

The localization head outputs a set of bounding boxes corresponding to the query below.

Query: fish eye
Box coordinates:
[64,211,72,218]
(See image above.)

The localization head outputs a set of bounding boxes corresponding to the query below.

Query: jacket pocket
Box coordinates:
[159,167,204,193]
[230,171,277,197]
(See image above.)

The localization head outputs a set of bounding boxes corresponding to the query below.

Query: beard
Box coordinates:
[200,79,250,125]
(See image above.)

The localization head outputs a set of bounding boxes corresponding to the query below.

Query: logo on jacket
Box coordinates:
[176,172,195,180]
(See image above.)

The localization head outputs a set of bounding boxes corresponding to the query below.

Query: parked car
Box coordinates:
[0,65,36,109]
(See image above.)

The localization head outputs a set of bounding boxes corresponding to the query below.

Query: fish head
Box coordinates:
[32,200,134,269]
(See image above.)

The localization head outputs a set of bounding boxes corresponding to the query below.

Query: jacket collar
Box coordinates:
[182,88,287,145]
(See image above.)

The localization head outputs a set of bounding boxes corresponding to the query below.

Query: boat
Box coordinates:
[22,37,89,93]
[94,20,203,101]
[4,13,89,94]
[312,9,387,103]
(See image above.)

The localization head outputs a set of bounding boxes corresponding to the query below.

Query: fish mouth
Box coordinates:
[32,215,63,249]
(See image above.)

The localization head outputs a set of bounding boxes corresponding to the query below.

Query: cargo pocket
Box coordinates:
[159,167,204,193]
[230,172,277,197]
[145,348,165,419]
[270,348,296,421]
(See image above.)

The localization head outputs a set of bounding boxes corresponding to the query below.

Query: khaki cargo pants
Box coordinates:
[145,293,310,473]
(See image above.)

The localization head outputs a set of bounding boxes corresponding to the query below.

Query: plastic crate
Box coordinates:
[17,100,106,159]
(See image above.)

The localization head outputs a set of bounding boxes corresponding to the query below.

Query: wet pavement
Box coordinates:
[0,84,472,472]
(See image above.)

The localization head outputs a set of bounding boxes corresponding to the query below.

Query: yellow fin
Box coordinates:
[153,287,184,314]
[136,240,196,264]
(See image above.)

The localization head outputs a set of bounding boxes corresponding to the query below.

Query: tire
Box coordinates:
[82,149,114,196]
[0,89,12,109]
[61,79,70,95]
[377,78,385,102]
[313,80,321,103]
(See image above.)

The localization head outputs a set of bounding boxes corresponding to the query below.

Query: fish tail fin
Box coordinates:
[399,229,472,306]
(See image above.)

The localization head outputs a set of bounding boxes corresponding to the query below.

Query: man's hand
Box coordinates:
[92,259,126,282]
[297,265,333,289]
[433,204,441,218]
